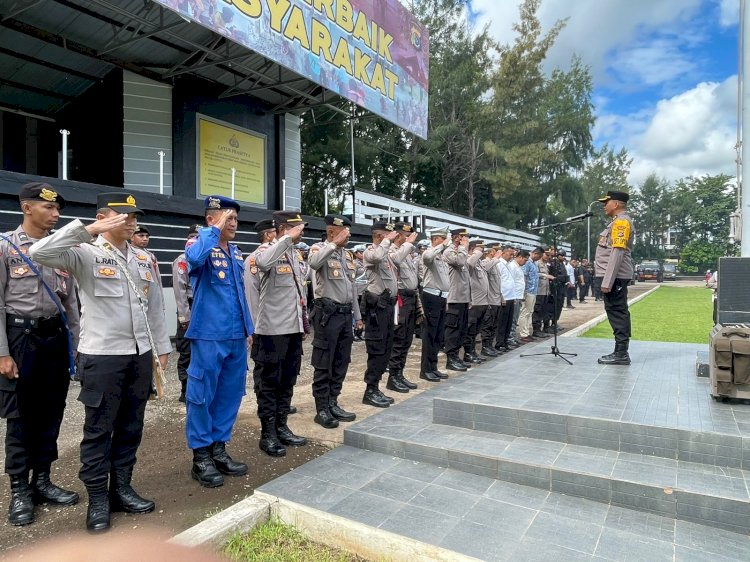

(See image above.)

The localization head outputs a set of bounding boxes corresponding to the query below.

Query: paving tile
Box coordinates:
[327,490,405,527]
[554,444,618,477]
[676,468,749,501]
[675,491,750,534]
[604,505,675,542]
[385,459,445,483]
[611,454,677,488]
[438,519,518,561]
[497,459,551,490]
[501,437,566,465]
[509,538,592,562]
[433,468,495,495]
[610,480,676,517]
[277,477,356,510]
[674,519,750,560]
[360,472,429,503]
[594,527,675,561]
[408,483,480,518]
[674,545,748,562]
[483,479,550,510]
[540,492,610,525]
[525,511,603,554]
[325,446,401,471]
[379,503,460,545]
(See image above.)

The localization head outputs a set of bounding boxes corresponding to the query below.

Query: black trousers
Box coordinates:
[389,292,417,372]
[592,277,602,300]
[175,320,191,383]
[532,296,546,332]
[600,278,631,344]
[481,305,500,346]
[420,291,446,374]
[311,309,353,410]
[251,333,302,420]
[444,302,469,358]
[496,301,515,347]
[579,283,590,301]
[464,304,487,354]
[77,352,152,484]
[363,292,395,387]
[1,321,70,476]
[554,287,565,321]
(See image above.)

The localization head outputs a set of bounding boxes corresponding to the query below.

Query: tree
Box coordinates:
[630,174,670,261]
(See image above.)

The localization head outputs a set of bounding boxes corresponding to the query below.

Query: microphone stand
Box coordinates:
[520,216,587,365]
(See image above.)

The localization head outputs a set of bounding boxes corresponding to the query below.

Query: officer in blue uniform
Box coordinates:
[185,195,254,488]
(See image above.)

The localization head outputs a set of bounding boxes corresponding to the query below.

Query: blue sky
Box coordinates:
[466,0,739,185]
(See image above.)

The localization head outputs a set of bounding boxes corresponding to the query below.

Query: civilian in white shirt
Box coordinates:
[495,245,517,351]
[508,250,529,344]
[565,258,576,309]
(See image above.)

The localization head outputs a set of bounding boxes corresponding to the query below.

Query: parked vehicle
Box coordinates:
[637,260,663,282]
[662,263,677,281]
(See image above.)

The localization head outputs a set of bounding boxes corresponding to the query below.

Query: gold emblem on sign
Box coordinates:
[126,195,136,205]
[40,188,58,202]
[13,266,28,276]
[99,267,116,276]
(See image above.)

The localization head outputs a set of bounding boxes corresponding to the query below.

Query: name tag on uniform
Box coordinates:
[328,260,342,269]
[276,265,292,274]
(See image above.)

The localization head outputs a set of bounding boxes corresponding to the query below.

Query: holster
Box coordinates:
[314,298,337,327]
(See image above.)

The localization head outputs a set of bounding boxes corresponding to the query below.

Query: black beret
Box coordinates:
[19,182,66,209]
[324,214,351,227]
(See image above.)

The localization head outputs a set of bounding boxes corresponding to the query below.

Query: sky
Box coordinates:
[466,0,740,186]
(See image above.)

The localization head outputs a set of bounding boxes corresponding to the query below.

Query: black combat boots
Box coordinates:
[8,475,34,526]
[109,467,154,513]
[275,415,307,447]
[85,476,110,532]
[446,355,467,372]
[314,404,340,428]
[31,469,79,506]
[259,417,286,457]
[386,372,410,393]
[191,447,224,488]
[362,387,390,408]
[329,398,356,422]
[598,341,631,365]
[211,442,249,475]
[394,369,417,389]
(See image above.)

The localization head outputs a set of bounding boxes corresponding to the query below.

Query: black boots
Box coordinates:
[329,399,356,422]
[314,407,340,428]
[362,387,390,408]
[598,341,631,365]
[85,477,110,532]
[386,373,410,393]
[8,475,34,526]
[32,470,79,506]
[179,379,186,403]
[259,417,286,457]
[211,442,249,475]
[275,415,307,447]
[446,355,467,372]
[481,346,499,357]
[192,447,225,488]
[109,467,154,514]
[420,371,441,382]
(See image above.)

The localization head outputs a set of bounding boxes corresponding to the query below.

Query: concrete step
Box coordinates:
[433,397,750,470]
[256,446,750,561]
[344,422,750,535]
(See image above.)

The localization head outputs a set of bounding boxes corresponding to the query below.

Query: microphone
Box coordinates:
[565,212,593,222]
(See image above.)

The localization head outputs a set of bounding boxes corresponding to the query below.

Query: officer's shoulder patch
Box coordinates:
[295,249,304,261]
[611,218,631,249]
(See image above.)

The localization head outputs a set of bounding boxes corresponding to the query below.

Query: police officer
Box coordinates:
[30,192,171,533]
[244,219,276,322]
[419,228,451,381]
[172,224,200,403]
[464,239,489,363]
[352,245,367,341]
[252,211,307,456]
[308,214,362,428]
[595,191,635,365]
[480,243,502,357]
[131,225,163,288]
[185,196,254,488]
[444,228,471,371]
[0,183,80,527]
[362,221,400,408]
[386,222,419,393]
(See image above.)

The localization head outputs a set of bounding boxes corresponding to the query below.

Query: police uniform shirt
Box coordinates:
[595,211,635,289]
[390,242,418,291]
[354,257,367,296]
[254,235,305,335]
[140,247,163,288]
[443,244,470,303]
[468,252,490,306]
[481,257,502,304]
[308,242,362,321]
[363,238,399,296]
[243,248,263,323]
[536,260,550,296]
[420,242,450,293]
[0,226,81,355]
[29,220,171,356]
[172,252,193,323]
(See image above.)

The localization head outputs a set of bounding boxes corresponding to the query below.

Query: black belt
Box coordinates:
[332,303,353,314]
[399,289,417,297]
[315,300,353,314]
[7,314,62,331]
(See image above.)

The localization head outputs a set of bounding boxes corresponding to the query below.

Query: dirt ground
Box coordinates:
[0,280,670,555]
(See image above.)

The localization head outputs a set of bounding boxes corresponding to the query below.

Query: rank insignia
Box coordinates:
[40,188,58,202]
[218,271,226,279]
[214,260,223,267]
[222,260,228,267]
[126,195,136,206]
[144,286,149,295]
[250,266,258,275]
[333,269,340,277]
[145,271,152,281]
[13,266,28,276]
[99,267,116,277]
[208,197,221,209]
[136,254,148,261]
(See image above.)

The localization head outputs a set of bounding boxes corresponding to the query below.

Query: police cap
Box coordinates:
[394,221,415,233]
[205,194,240,212]
[98,192,144,215]
[19,182,66,209]
[273,210,308,227]
[134,225,150,235]
[187,224,201,237]
[451,227,469,237]
[598,190,629,203]
[324,214,351,227]
[429,227,449,238]
[255,219,275,233]
[371,221,394,232]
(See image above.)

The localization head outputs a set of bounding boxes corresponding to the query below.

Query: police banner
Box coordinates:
[154,0,429,139]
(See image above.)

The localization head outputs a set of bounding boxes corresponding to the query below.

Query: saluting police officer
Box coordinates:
[243,219,276,322]
[352,245,367,341]
[252,211,308,456]
[1,183,80,527]
[595,191,635,365]
[185,196,254,489]
[308,214,362,429]
[30,192,171,533]
[419,228,451,382]
[171,224,200,403]
[443,228,471,372]
[361,221,400,408]
[480,243,502,357]
[463,239,489,364]
[386,222,420,393]
[131,225,163,289]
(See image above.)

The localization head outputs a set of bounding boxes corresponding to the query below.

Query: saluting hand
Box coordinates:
[85,213,127,237]
[287,223,305,243]
[385,230,399,242]
[406,232,418,244]
[212,209,235,232]
[331,228,350,246]
[0,356,19,380]
[459,235,470,248]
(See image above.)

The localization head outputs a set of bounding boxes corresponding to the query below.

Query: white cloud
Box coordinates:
[719,0,739,27]
[625,76,738,184]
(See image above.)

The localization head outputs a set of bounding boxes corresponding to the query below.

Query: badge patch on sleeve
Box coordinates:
[611,219,630,249]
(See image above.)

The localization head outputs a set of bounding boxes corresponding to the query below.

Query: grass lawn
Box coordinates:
[581,286,714,344]
[223,519,368,562]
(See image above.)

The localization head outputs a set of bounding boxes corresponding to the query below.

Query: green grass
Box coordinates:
[223,519,369,562]
[581,286,714,343]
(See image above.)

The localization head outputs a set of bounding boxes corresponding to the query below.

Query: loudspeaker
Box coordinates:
[718,257,750,324]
